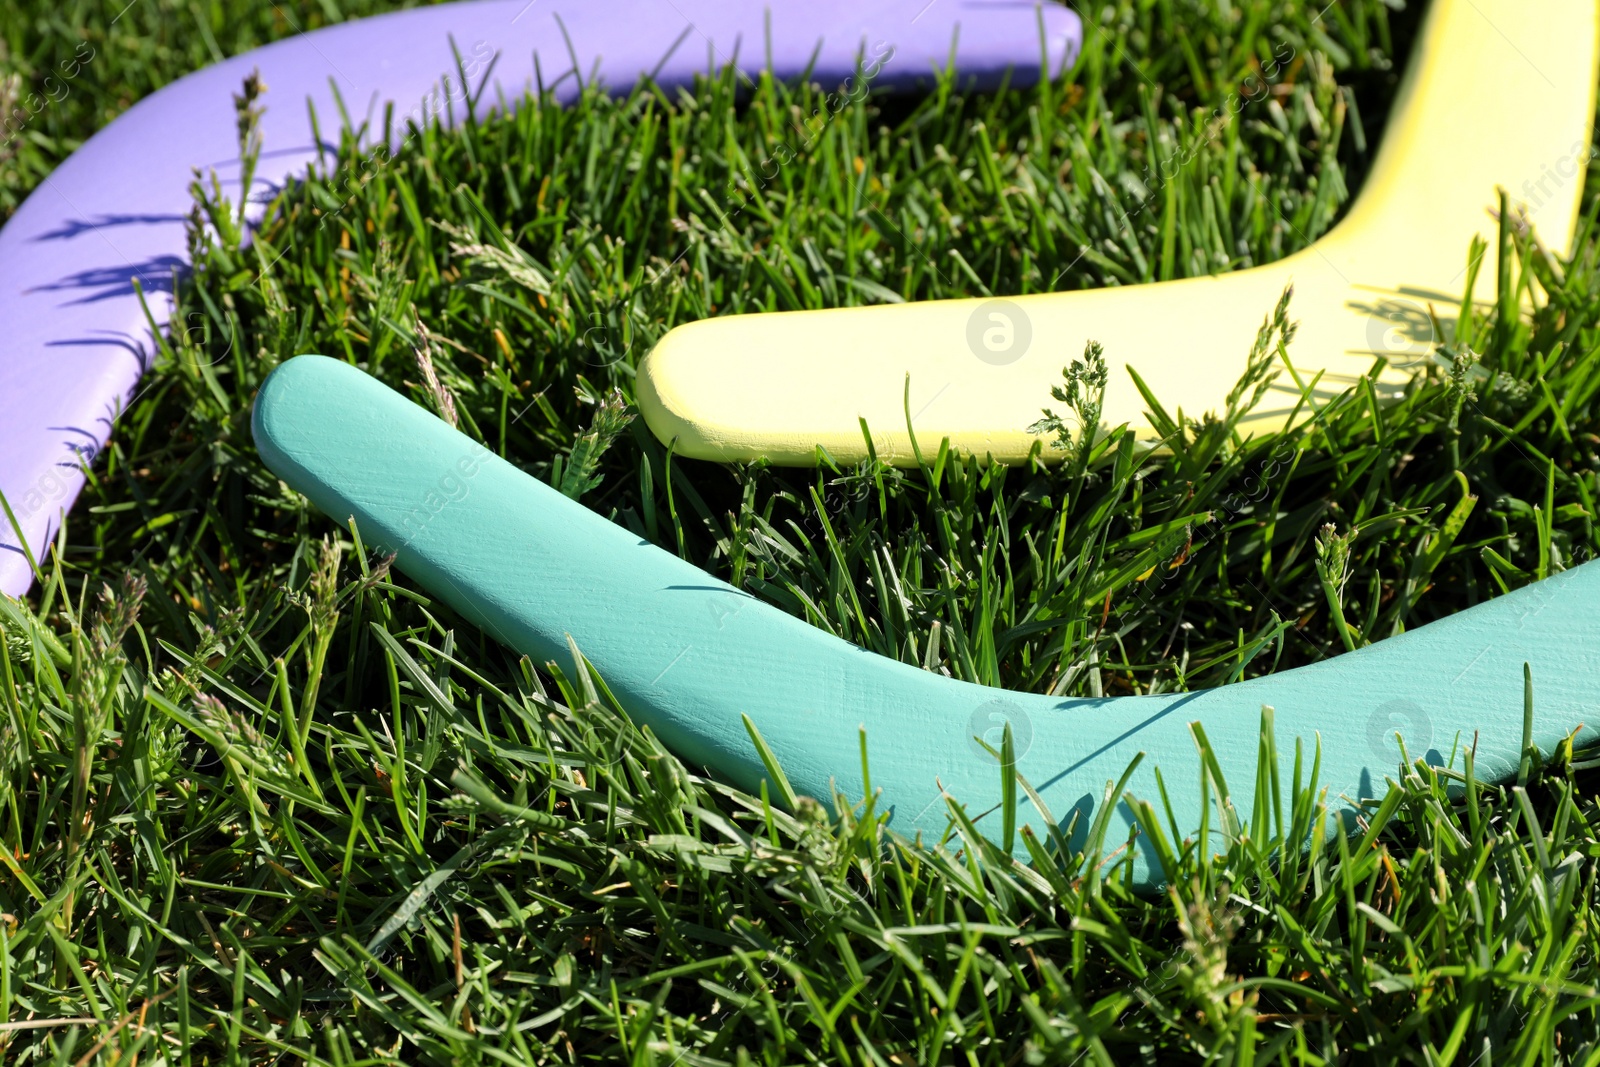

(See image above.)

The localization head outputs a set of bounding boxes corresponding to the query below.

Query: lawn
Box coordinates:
[3,0,1600,1062]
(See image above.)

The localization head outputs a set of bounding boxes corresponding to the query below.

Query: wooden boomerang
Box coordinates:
[0,0,1080,598]
[254,355,1600,890]
[637,0,1600,465]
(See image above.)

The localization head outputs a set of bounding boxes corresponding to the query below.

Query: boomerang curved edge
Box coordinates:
[0,0,1082,597]
[254,354,1600,890]
[636,0,1600,465]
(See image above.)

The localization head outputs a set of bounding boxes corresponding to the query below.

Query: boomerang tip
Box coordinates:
[252,355,365,484]
[637,320,750,463]
[637,307,1050,466]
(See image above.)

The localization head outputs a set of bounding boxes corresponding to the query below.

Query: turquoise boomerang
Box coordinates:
[255,356,1600,887]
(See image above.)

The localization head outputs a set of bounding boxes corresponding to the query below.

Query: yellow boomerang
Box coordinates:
[638,0,1600,465]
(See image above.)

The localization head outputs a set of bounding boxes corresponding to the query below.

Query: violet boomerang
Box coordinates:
[0,0,1082,597]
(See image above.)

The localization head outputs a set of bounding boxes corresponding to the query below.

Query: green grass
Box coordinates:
[5,0,1600,1061]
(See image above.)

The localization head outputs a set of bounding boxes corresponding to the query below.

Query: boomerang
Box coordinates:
[637,0,1600,465]
[254,355,1600,889]
[0,0,1080,598]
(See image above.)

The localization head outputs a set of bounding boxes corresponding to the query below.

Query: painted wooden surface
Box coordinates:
[254,355,1600,889]
[637,0,1600,465]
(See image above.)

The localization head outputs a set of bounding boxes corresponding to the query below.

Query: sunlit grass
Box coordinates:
[4,0,1600,1061]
